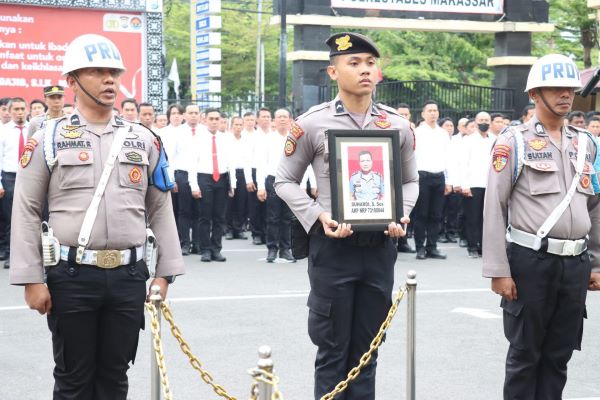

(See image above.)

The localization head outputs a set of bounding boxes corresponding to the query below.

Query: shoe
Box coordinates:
[252,237,263,245]
[279,249,296,262]
[3,259,9,269]
[181,245,190,256]
[266,248,277,263]
[426,249,447,260]
[416,248,427,260]
[438,236,450,243]
[445,236,457,243]
[468,250,479,258]
[211,252,226,262]
[459,239,468,248]
[234,232,247,240]
[225,232,234,240]
[398,243,416,253]
[190,244,200,254]
[201,251,211,262]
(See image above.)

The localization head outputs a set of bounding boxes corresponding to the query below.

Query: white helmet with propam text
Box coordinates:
[525,54,582,92]
[62,34,125,76]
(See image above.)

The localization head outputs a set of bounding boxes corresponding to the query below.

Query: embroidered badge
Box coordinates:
[129,166,142,183]
[291,122,304,140]
[63,125,81,132]
[20,149,32,168]
[61,130,83,139]
[375,119,391,129]
[25,138,38,149]
[528,139,547,151]
[78,152,89,162]
[125,151,143,163]
[534,162,552,171]
[284,137,297,157]
[335,35,353,51]
[581,174,591,189]
[492,144,510,172]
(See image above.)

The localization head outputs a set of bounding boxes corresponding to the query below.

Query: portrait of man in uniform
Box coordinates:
[349,148,384,201]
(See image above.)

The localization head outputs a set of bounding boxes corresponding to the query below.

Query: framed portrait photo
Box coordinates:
[327,129,403,231]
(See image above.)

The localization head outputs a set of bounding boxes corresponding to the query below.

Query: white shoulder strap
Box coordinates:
[43,119,58,171]
[512,127,526,185]
[75,126,130,263]
[535,131,588,244]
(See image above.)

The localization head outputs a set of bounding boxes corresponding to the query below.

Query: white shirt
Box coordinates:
[414,123,450,173]
[228,131,250,170]
[460,131,496,190]
[446,133,466,187]
[157,124,181,181]
[256,131,287,190]
[244,127,270,183]
[0,120,29,188]
[187,130,233,192]
[171,124,198,172]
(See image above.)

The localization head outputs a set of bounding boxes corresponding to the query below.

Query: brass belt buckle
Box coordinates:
[96,250,122,268]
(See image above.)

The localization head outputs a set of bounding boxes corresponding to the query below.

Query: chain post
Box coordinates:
[256,346,274,400]
[149,285,163,400]
[406,271,417,400]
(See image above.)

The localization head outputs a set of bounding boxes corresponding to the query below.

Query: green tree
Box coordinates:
[164,0,191,98]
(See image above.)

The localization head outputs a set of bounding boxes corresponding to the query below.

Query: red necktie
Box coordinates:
[192,127,196,136]
[212,134,220,182]
[17,125,24,162]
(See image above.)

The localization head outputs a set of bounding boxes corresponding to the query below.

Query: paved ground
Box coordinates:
[1,238,600,400]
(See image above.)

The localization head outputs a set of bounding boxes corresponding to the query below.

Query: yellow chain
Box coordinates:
[145,302,174,400]
[161,302,239,400]
[319,287,407,400]
[248,368,285,400]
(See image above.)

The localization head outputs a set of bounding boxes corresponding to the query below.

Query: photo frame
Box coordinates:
[327,129,403,231]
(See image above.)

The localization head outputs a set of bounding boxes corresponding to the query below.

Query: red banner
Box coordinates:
[0,5,144,105]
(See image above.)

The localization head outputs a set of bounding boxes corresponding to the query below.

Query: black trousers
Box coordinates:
[175,170,198,247]
[414,171,445,250]
[248,168,266,242]
[443,192,462,237]
[265,175,292,250]
[1,172,16,253]
[226,169,247,235]
[463,187,485,252]
[195,173,229,253]
[308,231,396,400]
[502,244,590,400]
[46,259,147,400]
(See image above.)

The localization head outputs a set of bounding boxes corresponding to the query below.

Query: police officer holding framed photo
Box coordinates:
[275,32,418,399]
[9,34,185,399]
[483,54,600,400]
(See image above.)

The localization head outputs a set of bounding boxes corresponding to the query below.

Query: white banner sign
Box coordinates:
[331,0,504,15]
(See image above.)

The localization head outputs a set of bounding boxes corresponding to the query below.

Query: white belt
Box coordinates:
[60,245,144,269]
[507,227,587,257]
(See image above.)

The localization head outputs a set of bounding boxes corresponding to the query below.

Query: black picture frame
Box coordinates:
[327,129,403,231]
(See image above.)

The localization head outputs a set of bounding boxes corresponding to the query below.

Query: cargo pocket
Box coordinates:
[525,161,560,196]
[575,306,587,351]
[118,150,149,190]
[307,292,336,349]
[47,314,66,370]
[501,298,525,350]
[130,317,145,365]
[57,150,94,189]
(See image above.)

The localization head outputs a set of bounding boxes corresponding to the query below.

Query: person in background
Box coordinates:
[138,102,155,130]
[154,113,168,130]
[521,104,535,123]
[225,116,249,240]
[29,99,47,119]
[567,110,586,128]
[587,116,600,137]
[28,86,66,138]
[0,98,11,125]
[121,98,139,123]
[490,113,506,136]
[397,102,415,129]
[439,117,455,137]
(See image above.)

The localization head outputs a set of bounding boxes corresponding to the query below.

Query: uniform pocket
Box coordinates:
[57,150,94,189]
[307,292,336,349]
[118,151,149,190]
[525,161,560,195]
[501,298,526,350]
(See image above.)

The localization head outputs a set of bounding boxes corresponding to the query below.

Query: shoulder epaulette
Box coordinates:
[376,103,400,116]
[297,102,330,121]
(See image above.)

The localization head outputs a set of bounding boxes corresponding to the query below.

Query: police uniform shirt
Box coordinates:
[482,115,600,277]
[187,130,234,192]
[0,120,29,188]
[414,123,450,173]
[171,123,198,172]
[459,132,496,190]
[256,131,288,190]
[275,96,419,232]
[9,111,185,284]
[28,114,50,139]
[350,171,384,200]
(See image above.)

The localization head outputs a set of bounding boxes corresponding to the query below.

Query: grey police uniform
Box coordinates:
[350,171,384,200]
[9,111,185,399]
[275,97,418,399]
[482,116,600,399]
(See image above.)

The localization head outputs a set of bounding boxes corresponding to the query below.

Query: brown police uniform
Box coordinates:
[28,85,65,138]
[482,115,600,399]
[9,111,184,399]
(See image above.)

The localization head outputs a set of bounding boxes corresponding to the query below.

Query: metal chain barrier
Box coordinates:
[319,286,408,400]
[160,302,239,400]
[145,302,174,400]
[248,367,285,400]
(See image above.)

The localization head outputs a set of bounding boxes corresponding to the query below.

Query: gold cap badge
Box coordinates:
[335,35,353,52]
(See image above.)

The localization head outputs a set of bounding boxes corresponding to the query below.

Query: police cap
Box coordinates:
[43,85,65,97]
[325,32,380,58]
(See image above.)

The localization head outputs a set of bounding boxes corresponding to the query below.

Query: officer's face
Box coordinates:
[206,111,220,133]
[185,105,200,126]
[45,94,64,113]
[587,120,600,136]
[530,87,575,118]
[30,102,45,117]
[69,67,123,109]
[139,105,155,128]
[359,154,373,173]
[122,103,138,122]
[327,53,378,97]
[421,104,439,125]
[231,118,243,135]
[243,115,256,131]
[275,110,291,131]
[397,107,411,121]
[9,101,27,124]
[491,116,505,134]
[257,110,271,130]
[570,116,585,128]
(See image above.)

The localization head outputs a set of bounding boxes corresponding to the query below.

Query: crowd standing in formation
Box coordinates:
[2,30,600,400]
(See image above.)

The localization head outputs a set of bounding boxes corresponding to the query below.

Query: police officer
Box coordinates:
[9,34,185,399]
[27,85,66,138]
[275,32,418,399]
[483,54,600,400]
[349,150,384,201]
